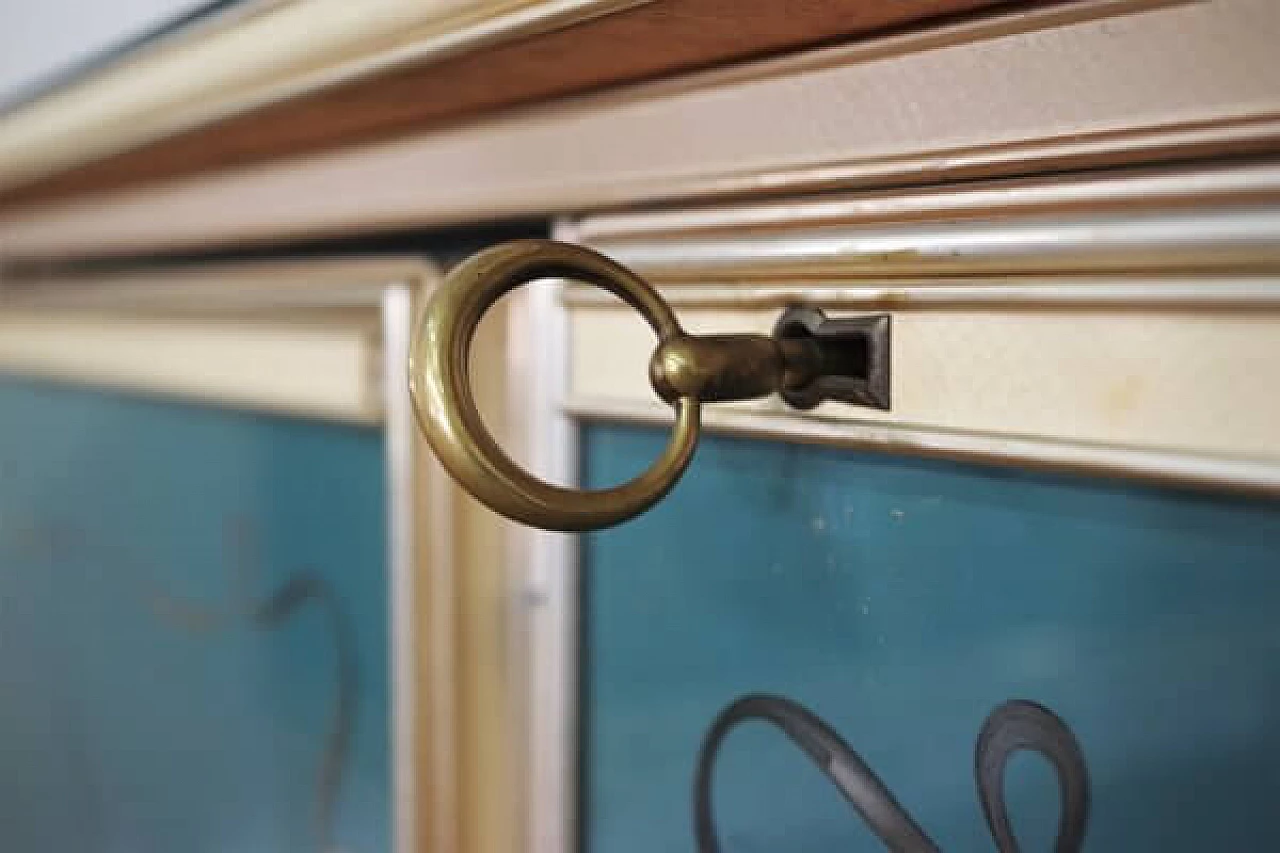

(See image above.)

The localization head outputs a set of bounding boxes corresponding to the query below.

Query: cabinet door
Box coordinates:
[0,261,452,853]
[580,426,1280,852]
[501,162,1280,853]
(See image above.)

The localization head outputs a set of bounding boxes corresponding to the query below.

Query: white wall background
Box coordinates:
[0,0,212,105]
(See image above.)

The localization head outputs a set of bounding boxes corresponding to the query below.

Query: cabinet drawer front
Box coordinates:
[564,163,1280,495]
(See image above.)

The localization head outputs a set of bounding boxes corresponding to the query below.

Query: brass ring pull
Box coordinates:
[410,239,889,531]
[410,240,700,531]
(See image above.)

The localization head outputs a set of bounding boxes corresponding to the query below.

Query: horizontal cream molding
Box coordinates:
[0,310,382,422]
[2,0,1278,257]
[567,297,1280,493]
[0,0,638,192]
[0,258,436,422]
[567,161,1280,280]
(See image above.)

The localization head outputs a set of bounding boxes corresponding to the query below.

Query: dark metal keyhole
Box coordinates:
[774,306,891,411]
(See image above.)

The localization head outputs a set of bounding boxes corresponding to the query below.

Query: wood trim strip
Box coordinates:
[1,0,1272,258]
[0,0,1020,208]
[0,0,643,196]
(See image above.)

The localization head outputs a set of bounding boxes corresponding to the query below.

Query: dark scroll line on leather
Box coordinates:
[693,693,1090,853]
[11,514,356,853]
[247,572,356,853]
[148,518,356,853]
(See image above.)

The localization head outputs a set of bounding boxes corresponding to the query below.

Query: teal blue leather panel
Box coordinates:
[0,380,390,853]
[581,425,1280,852]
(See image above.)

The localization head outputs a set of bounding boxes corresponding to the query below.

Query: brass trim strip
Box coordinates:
[563,277,1280,310]
[585,205,1280,280]
[575,160,1280,241]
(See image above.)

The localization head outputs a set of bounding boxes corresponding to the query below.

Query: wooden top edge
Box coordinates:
[0,0,1026,210]
[3,0,1250,260]
[0,0,638,196]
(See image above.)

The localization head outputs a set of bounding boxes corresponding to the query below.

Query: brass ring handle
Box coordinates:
[409,240,701,531]
[410,239,889,531]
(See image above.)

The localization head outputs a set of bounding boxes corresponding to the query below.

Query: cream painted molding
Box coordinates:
[568,304,1280,472]
[0,257,436,419]
[1,0,1277,258]
[568,159,1280,280]
[565,396,1280,497]
[0,0,643,191]
[0,310,382,422]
